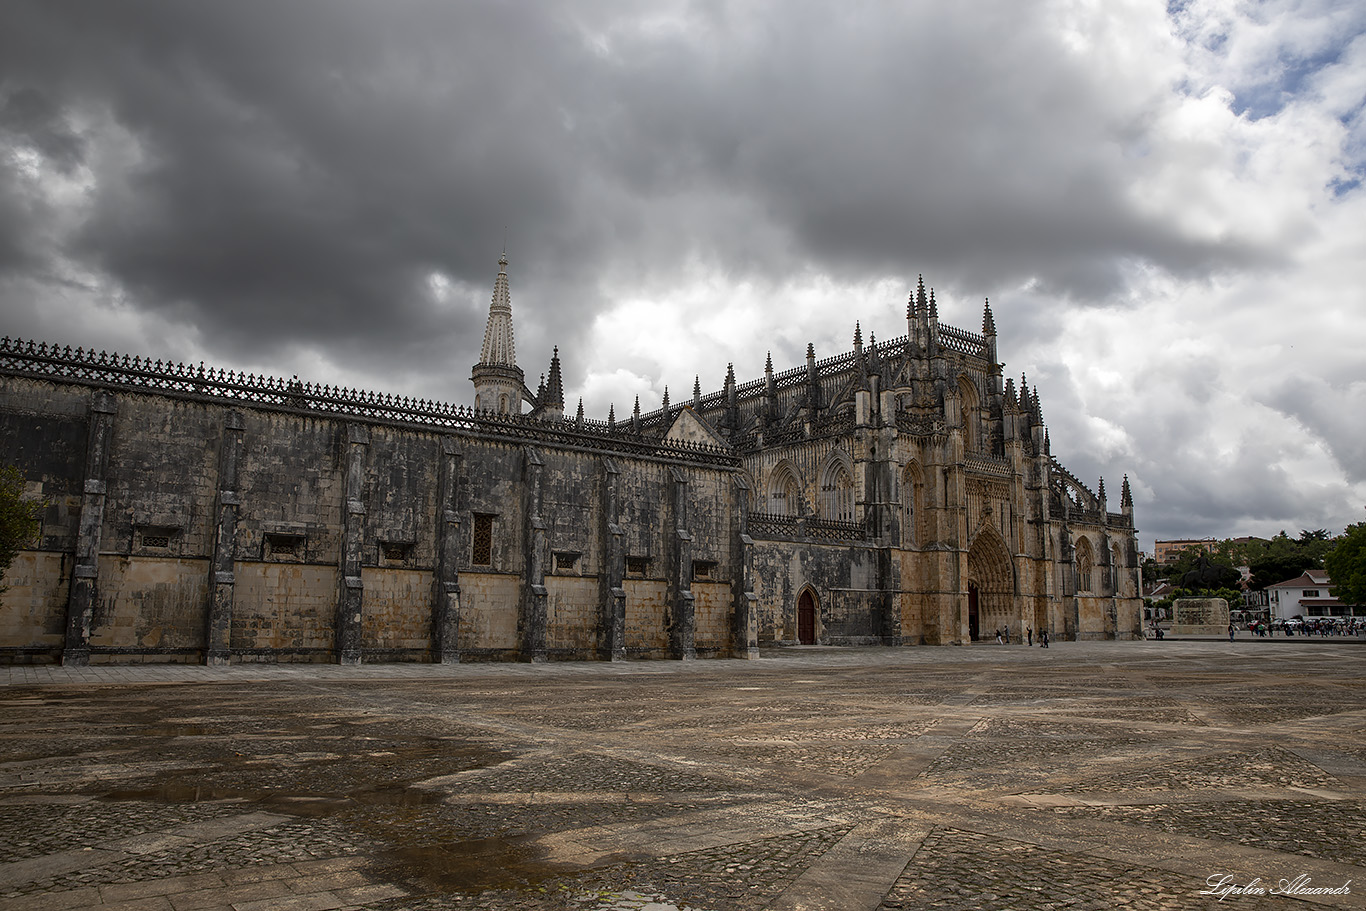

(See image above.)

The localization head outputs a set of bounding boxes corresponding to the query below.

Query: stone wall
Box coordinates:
[0,374,746,664]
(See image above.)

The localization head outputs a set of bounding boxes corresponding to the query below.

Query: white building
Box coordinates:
[1266,570,1356,621]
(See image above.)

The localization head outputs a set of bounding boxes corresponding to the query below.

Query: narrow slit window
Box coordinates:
[472,514,494,566]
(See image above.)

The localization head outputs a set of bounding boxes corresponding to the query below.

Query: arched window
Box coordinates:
[958,375,980,453]
[1112,543,1125,596]
[901,460,924,547]
[499,393,509,415]
[1075,536,1095,593]
[768,463,803,517]
[820,457,855,522]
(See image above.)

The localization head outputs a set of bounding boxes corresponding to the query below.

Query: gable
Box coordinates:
[664,406,728,448]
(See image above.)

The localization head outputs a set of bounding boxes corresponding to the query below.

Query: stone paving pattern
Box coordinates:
[1,639,1364,909]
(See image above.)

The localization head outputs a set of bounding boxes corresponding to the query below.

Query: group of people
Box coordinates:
[992,626,1049,647]
[1247,617,1363,637]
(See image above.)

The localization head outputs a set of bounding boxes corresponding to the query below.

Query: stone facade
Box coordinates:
[0,266,1142,665]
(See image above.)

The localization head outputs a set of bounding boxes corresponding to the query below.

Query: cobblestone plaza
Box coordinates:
[1,640,1363,910]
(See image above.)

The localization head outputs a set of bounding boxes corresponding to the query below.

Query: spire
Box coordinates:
[906,290,916,320]
[1098,477,1107,501]
[853,321,863,352]
[806,341,815,361]
[1004,376,1017,406]
[1032,384,1042,423]
[916,275,927,313]
[1044,427,1051,455]
[1121,475,1133,509]
[575,397,584,424]
[765,351,773,374]
[661,385,670,412]
[928,289,938,321]
[607,403,616,431]
[478,252,516,367]
[983,298,996,336]
[725,362,736,388]
[471,251,525,414]
[692,375,702,408]
[547,347,563,403]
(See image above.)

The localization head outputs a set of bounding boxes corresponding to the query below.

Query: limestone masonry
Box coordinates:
[0,257,1141,664]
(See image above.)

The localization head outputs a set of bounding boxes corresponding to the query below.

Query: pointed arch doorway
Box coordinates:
[797,589,817,645]
[966,527,1015,642]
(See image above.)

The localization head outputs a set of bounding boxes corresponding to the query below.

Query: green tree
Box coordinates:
[1324,523,1366,607]
[0,467,43,592]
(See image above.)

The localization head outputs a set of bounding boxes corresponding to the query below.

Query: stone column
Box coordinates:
[61,391,117,667]
[205,410,244,665]
[432,436,463,663]
[521,446,548,662]
[599,457,627,661]
[667,466,696,660]
[731,474,758,659]
[336,423,368,665]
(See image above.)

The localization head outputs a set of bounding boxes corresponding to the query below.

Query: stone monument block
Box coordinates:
[1170,597,1230,636]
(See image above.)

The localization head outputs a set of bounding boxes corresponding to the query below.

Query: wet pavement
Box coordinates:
[1,639,1364,910]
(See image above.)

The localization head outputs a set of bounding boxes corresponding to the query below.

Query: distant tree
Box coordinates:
[1324,523,1366,607]
[1238,528,1335,590]
[1141,556,1161,588]
[0,467,43,592]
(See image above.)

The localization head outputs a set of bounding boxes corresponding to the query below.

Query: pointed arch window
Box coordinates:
[769,465,802,517]
[821,464,855,522]
[1075,536,1095,593]
[958,376,980,453]
[901,461,924,548]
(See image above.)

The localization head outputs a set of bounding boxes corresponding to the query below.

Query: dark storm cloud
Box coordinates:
[0,0,1272,384]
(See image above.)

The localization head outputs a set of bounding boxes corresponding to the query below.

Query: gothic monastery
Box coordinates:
[0,255,1142,665]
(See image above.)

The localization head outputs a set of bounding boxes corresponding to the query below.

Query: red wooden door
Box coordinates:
[798,591,816,644]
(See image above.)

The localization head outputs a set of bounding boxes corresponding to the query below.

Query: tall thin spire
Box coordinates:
[478,252,517,367]
[471,250,525,415]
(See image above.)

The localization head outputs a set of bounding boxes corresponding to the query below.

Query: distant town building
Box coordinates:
[1154,538,1216,564]
[1267,570,1357,621]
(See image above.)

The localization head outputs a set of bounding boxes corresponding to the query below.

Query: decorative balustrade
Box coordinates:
[964,454,1011,477]
[937,325,987,357]
[747,511,868,542]
[0,337,740,466]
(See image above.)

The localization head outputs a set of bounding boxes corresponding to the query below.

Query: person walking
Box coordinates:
[1040,629,1050,648]
[1228,622,1235,642]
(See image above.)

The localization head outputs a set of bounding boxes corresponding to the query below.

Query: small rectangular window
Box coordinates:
[380,541,412,565]
[472,513,494,566]
[135,525,179,554]
[1303,589,1319,598]
[265,533,305,562]
[692,560,716,581]
[554,552,580,573]
[626,556,651,576]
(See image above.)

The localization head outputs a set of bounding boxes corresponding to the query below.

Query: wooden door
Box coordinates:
[797,591,816,645]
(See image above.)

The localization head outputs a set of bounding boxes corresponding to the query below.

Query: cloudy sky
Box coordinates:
[2,0,1364,549]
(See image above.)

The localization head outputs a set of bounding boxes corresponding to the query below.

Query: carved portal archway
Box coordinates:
[966,525,1015,639]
